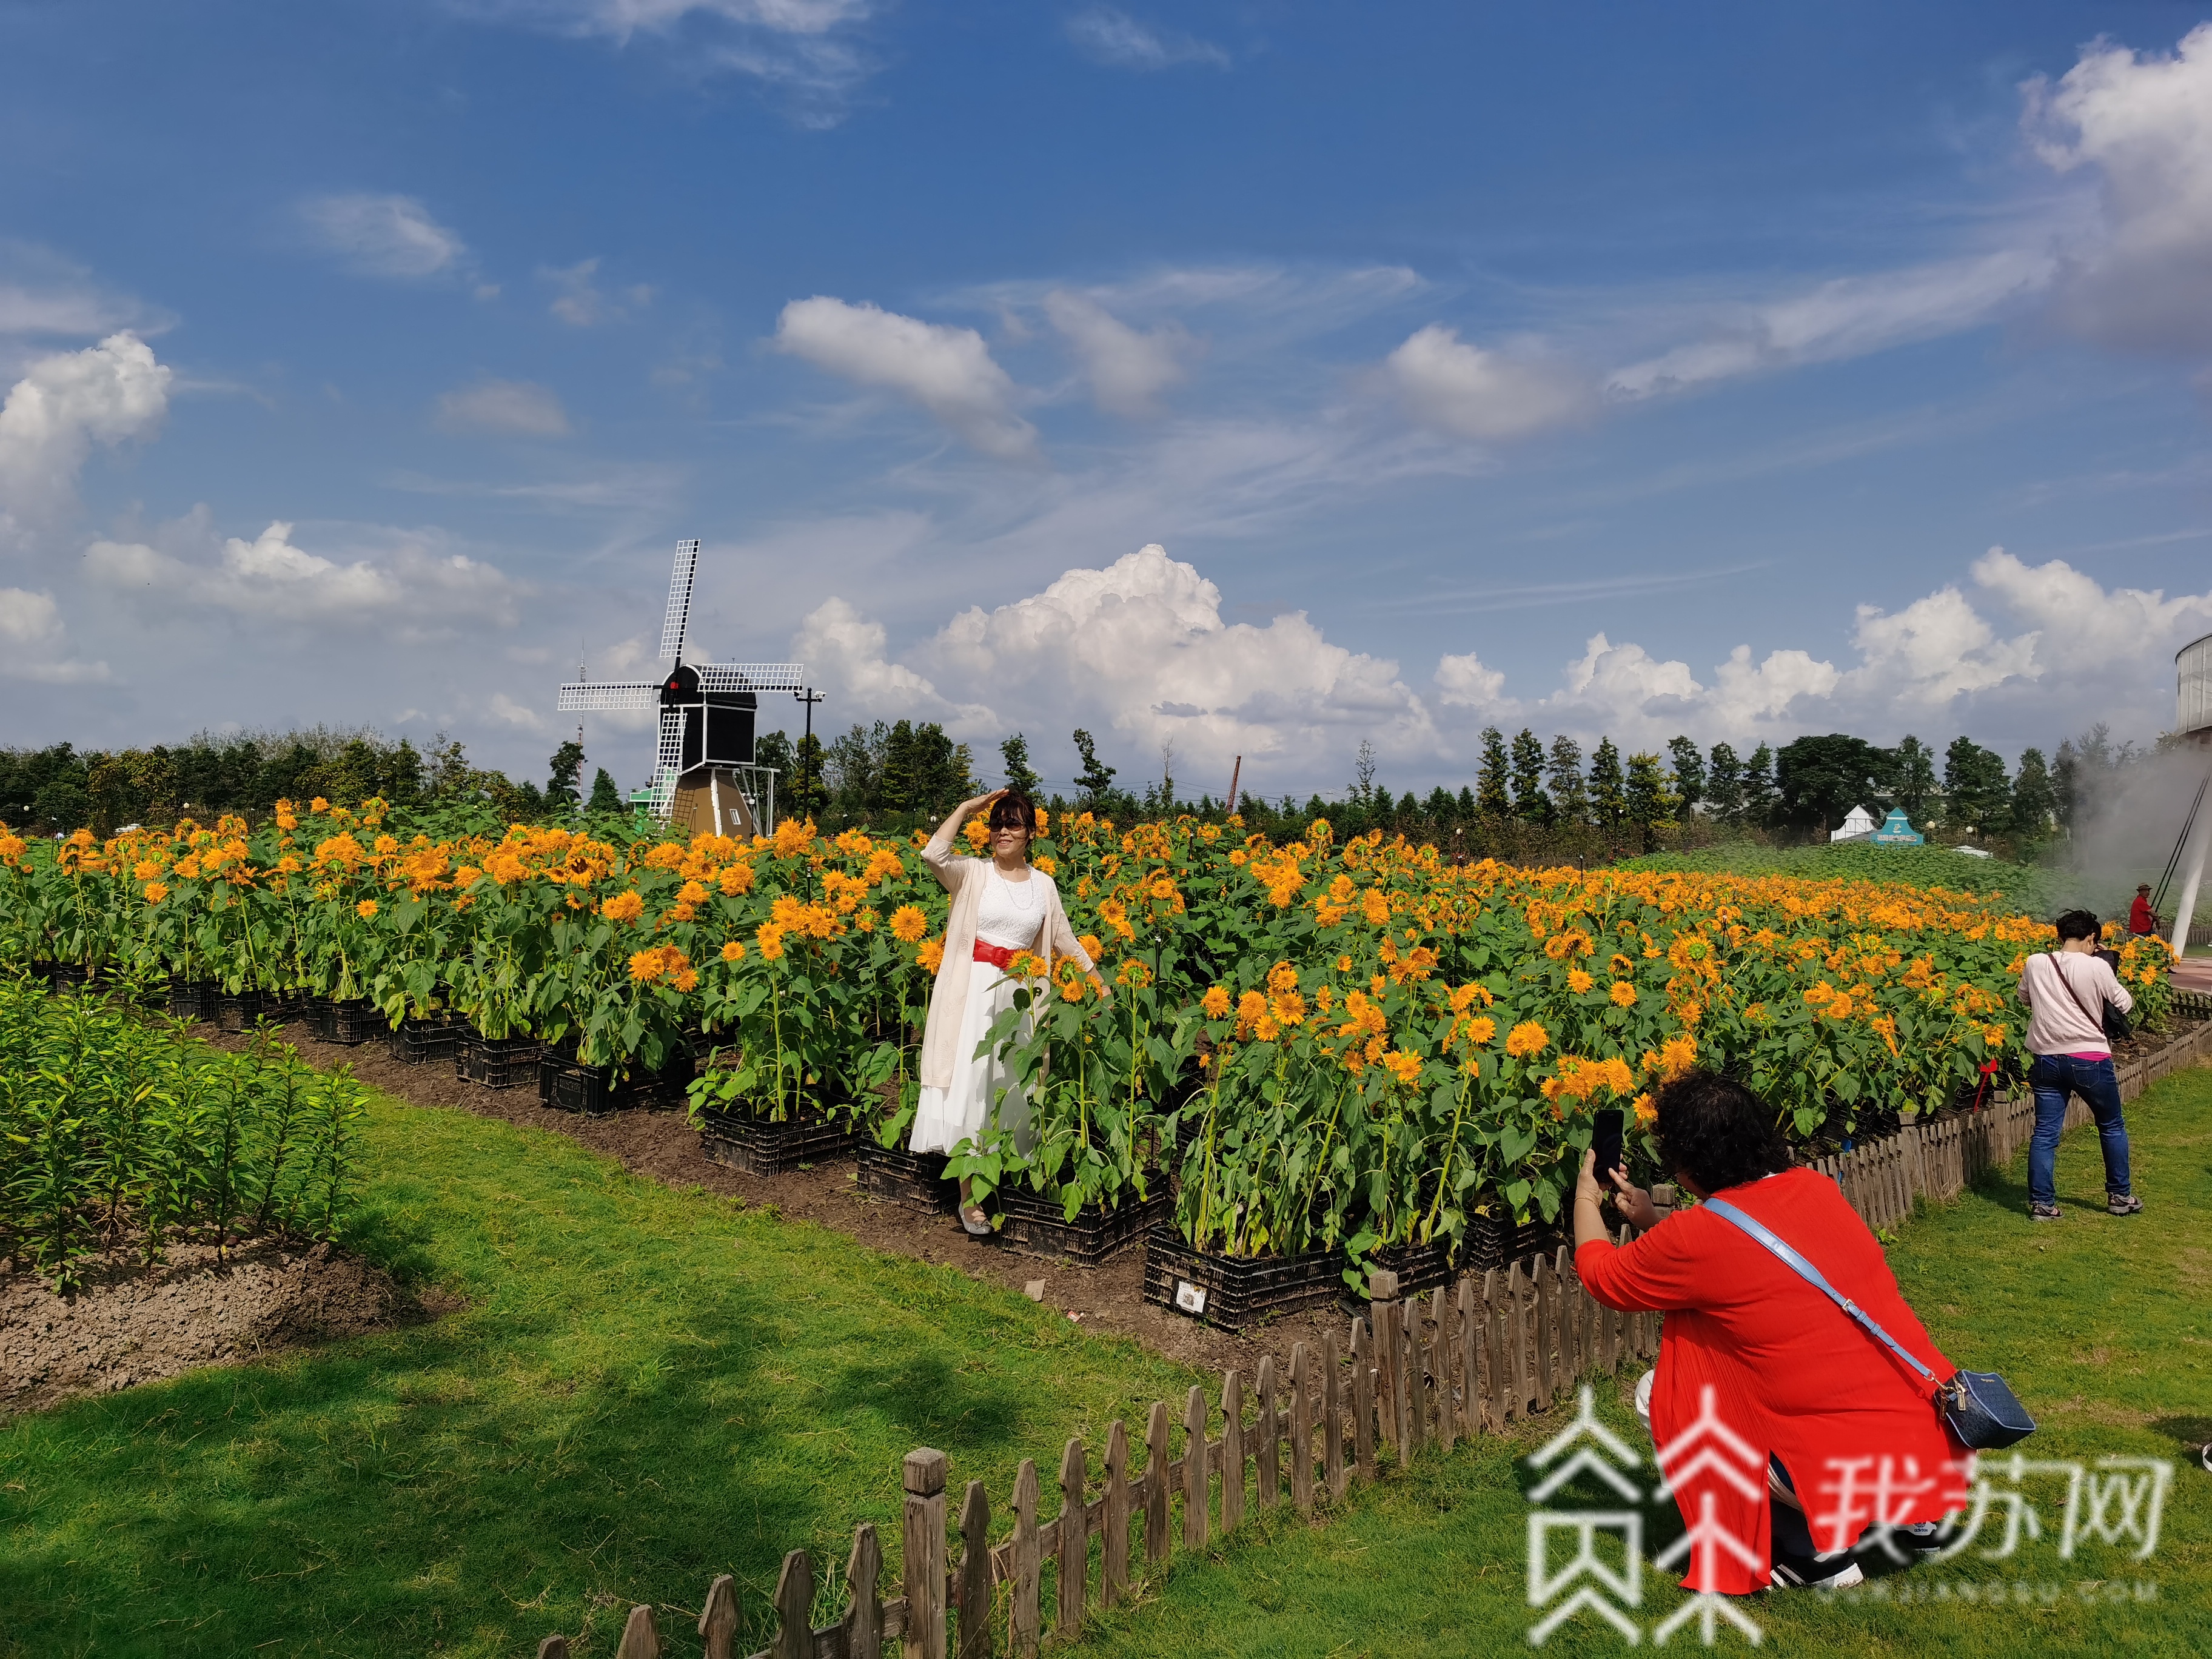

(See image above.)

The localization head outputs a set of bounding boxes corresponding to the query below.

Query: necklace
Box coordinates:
[994,864,1037,910]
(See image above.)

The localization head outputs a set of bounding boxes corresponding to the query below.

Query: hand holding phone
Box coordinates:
[1590,1108,1626,1189]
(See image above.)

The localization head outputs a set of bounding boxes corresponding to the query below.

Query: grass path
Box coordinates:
[0,1093,1201,1657]
[1074,1067,2212,1656]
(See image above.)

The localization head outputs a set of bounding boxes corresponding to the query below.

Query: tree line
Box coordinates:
[0,731,629,838]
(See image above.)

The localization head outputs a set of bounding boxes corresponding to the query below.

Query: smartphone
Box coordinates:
[1590,1108,1626,1188]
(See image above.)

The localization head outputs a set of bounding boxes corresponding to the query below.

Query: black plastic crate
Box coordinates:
[216,990,269,1031]
[168,979,220,1022]
[388,1017,460,1065]
[855,1141,958,1213]
[996,1185,1169,1266]
[314,997,382,1045]
[1366,1238,1455,1299]
[696,1104,854,1176]
[538,1047,695,1114]
[1461,1210,1563,1275]
[457,1030,541,1090]
[1142,1225,1344,1331]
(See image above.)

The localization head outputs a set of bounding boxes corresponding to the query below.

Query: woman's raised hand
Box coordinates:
[961,789,1007,817]
[1608,1167,1662,1232]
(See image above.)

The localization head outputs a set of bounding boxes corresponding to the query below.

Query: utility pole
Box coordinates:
[1226,754,1242,818]
[794,686,825,814]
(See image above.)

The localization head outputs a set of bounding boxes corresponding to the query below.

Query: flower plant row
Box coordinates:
[0,802,2176,1281]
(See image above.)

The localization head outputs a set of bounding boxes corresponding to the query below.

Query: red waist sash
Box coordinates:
[973,939,1019,969]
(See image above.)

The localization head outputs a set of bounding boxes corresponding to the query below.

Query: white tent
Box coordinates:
[1830,804,1878,843]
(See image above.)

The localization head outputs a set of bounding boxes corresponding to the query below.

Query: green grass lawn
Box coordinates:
[0,1096,1200,1658]
[1074,1065,2212,1656]
[8,1062,2209,1658]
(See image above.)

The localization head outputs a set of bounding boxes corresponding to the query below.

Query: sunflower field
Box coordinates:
[0,801,2177,1279]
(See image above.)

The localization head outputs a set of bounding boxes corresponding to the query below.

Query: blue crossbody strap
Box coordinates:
[1700,1196,1940,1391]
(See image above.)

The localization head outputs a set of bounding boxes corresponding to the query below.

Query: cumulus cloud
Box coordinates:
[0,331,169,537]
[84,519,530,637]
[797,544,1434,788]
[1384,326,1593,441]
[540,257,652,326]
[2025,22,2212,355]
[774,296,1037,458]
[298,194,468,280]
[1044,290,1192,417]
[433,378,572,436]
[0,586,107,683]
[1066,7,1229,70]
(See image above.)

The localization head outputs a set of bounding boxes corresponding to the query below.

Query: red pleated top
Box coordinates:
[1575,1168,1967,1592]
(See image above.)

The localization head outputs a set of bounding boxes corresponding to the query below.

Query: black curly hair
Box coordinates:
[1653,1070,1792,1195]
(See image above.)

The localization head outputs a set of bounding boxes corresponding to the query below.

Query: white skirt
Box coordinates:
[910,958,1036,1156]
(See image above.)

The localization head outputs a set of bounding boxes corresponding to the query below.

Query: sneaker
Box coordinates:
[1770,1550,1865,1590]
[2108,1193,2143,1216]
[2029,1203,2062,1222]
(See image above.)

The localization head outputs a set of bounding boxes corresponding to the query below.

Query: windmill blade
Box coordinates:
[558,682,659,711]
[694,662,806,694]
[649,706,688,817]
[660,538,700,663]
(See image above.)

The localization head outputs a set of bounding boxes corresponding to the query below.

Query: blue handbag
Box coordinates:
[1702,1197,2036,1450]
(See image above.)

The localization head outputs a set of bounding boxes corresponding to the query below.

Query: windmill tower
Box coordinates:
[557,540,803,837]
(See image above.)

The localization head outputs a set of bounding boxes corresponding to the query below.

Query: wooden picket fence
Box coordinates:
[538,1014,2212,1658]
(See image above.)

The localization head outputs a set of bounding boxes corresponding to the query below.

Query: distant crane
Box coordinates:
[556,539,803,837]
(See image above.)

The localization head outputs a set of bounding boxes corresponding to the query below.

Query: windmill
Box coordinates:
[557,540,804,837]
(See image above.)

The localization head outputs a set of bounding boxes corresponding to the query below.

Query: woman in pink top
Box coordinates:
[2017,908,2137,1221]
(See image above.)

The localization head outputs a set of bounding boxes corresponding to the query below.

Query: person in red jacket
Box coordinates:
[1575,1072,1968,1592]
[2129,883,2156,936]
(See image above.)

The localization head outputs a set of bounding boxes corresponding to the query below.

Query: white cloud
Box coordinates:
[1066,7,1229,70]
[540,258,652,326]
[1433,650,1507,710]
[1384,325,1593,441]
[453,1,878,118]
[773,296,1038,458]
[298,194,468,280]
[0,331,170,536]
[0,244,164,340]
[2025,22,2212,355]
[1605,250,2054,400]
[0,586,107,683]
[1044,290,1191,417]
[798,544,1435,788]
[84,519,530,637]
[489,691,549,730]
[434,378,572,436]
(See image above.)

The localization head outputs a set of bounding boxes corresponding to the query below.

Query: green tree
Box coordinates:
[545,741,585,811]
[587,768,624,814]
[1624,752,1680,851]
[1665,736,1705,817]
[1742,743,1778,828]
[788,732,827,817]
[1705,742,1744,827]
[1000,733,1042,799]
[1775,733,1892,835]
[1510,728,1550,822]
[1546,736,1588,826]
[1889,734,1937,828]
[1071,729,1118,806]
[2011,746,2057,842]
[1942,737,2012,839]
[1587,739,1627,831]
[1475,728,1511,819]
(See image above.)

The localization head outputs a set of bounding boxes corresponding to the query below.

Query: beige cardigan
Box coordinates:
[917,826,1094,1091]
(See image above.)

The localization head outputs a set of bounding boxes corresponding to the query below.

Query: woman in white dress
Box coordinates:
[910,788,1105,1234]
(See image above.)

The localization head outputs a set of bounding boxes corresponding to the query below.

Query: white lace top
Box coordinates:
[974,865,1044,951]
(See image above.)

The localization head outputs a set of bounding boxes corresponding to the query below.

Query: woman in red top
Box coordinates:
[1575,1072,1968,1593]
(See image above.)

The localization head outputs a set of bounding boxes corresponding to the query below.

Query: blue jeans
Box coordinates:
[2027,1053,2131,1207]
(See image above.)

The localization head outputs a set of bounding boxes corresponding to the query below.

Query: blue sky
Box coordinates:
[4,1,2211,801]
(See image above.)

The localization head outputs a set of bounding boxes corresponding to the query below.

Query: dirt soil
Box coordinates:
[2,1235,444,1415]
[204,1019,1376,1384]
